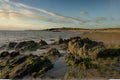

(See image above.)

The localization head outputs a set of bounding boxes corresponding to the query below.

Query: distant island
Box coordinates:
[44,27,120,31]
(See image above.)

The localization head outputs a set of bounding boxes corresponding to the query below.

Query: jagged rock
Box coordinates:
[6,42,17,49]
[39,40,48,46]
[67,37,104,58]
[43,48,61,58]
[97,48,120,59]
[10,51,20,57]
[0,52,53,79]
[5,40,48,51]
[52,38,69,45]
[59,43,68,50]
[0,51,9,57]
[56,38,64,44]
[15,40,38,51]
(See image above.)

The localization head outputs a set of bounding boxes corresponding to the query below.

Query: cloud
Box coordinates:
[0,9,52,22]
[5,0,10,2]
[0,0,10,2]
[80,10,89,15]
[0,9,77,24]
[15,3,65,19]
[93,17,107,23]
[10,1,89,23]
[0,0,91,24]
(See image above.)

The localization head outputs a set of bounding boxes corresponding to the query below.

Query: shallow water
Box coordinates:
[0,30,83,45]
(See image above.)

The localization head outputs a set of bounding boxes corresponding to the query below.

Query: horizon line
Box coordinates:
[0,27,120,31]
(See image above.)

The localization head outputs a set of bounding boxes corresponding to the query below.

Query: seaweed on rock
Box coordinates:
[0,51,53,79]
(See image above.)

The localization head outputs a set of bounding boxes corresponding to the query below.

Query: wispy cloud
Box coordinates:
[15,3,65,19]
[93,17,107,23]
[0,1,63,23]
[10,1,89,23]
[0,0,94,24]
[80,10,89,16]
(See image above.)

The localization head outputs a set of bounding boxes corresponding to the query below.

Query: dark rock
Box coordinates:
[0,51,9,57]
[52,38,69,45]
[97,48,120,59]
[9,55,27,66]
[59,43,68,50]
[57,38,64,44]
[10,51,20,57]
[43,48,61,57]
[69,36,81,41]
[0,53,53,79]
[6,42,17,49]
[15,40,38,51]
[39,40,48,46]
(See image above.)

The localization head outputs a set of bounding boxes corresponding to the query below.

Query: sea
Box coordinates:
[0,30,84,45]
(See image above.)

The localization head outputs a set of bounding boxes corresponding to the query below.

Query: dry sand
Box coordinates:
[81,30,120,45]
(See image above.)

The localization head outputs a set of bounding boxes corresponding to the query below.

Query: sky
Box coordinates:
[0,0,120,30]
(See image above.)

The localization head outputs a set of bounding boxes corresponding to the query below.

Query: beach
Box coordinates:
[81,30,120,45]
[0,29,120,79]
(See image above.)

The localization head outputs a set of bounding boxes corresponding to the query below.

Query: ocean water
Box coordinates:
[0,30,83,45]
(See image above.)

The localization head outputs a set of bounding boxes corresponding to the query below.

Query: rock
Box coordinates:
[0,51,9,57]
[52,38,69,45]
[5,40,48,51]
[6,42,17,49]
[10,51,20,57]
[39,40,48,46]
[59,43,68,50]
[0,53,53,79]
[67,37,104,58]
[57,38,64,44]
[43,48,61,58]
[15,40,38,51]
[97,48,120,59]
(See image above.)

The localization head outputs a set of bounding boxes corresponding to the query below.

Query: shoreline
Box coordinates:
[0,29,120,79]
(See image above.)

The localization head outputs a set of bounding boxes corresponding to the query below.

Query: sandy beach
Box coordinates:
[80,30,120,45]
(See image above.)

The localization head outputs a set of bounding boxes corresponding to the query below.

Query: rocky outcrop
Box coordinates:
[5,40,48,51]
[52,38,69,45]
[39,40,48,46]
[6,42,17,49]
[0,51,9,57]
[0,51,53,79]
[15,40,38,51]
[42,48,61,58]
[10,51,20,57]
[67,37,104,58]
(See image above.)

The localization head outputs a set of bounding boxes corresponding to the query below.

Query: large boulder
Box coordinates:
[10,51,20,57]
[0,52,53,79]
[52,38,69,45]
[0,51,9,57]
[15,40,38,51]
[67,37,104,58]
[39,40,48,46]
[6,42,17,49]
[42,48,61,58]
